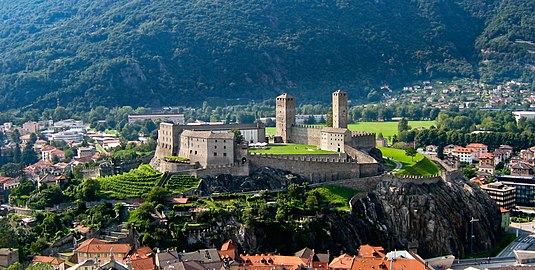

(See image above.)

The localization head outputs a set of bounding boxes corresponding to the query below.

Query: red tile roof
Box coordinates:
[357,245,385,259]
[329,254,354,269]
[74,238,131,255]
[130,257,155,270]
[172,198,189,204]
[238,254,308,270]
[32,256,64,265]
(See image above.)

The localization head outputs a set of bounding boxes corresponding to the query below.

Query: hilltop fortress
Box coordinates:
[151,90,379,182]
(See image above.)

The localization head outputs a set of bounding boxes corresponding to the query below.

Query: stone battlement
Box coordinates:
[351,131,375,137]
[292,124,324,129]
[249,153,354,163]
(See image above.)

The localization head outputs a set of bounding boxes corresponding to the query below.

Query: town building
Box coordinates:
[510,162,533,176]
[128,114,185,125]
[0,248,19,268]
[513,111,535,122]
[42,145,66,163]
[74,238,132,264]
[50,129,84,143]
[497,175,535,206]
[466,143,488,160]
[328,245,431,270]
[481,182,516,209]
[32,256,66,270]
[452,147,476,163]
[478,153,495,174]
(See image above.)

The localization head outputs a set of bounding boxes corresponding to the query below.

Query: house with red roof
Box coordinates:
[74,238,132,264]
[32,255,65,270]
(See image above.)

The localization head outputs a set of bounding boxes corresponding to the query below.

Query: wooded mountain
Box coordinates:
[0,0,532,110]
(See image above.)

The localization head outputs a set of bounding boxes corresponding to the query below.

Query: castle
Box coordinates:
[151,90,379,182]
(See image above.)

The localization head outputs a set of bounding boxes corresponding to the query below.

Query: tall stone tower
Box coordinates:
[276,93,296,143]
[332,90,348,129]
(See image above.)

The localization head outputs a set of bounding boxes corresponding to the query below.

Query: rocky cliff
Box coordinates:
[193,174,501,258]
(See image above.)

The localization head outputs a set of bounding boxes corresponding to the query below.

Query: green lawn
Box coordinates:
[312,185,360,211]
[265,121,435,138]
[248,144,339,155]
[378,147,440,176]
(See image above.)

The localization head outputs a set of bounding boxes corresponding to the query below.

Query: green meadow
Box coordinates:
[265,121,435,138]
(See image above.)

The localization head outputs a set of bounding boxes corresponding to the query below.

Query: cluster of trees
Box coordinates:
[0,0,531,112]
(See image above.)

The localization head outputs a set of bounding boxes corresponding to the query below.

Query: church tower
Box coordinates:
[332,90,348,129]
[276,93,296,143]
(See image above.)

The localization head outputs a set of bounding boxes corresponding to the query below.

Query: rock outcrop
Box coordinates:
[192,171,501,258]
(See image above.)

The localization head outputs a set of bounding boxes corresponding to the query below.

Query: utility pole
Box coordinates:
[470,217,480,257]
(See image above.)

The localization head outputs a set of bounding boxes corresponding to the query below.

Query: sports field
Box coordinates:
[248,144,339,155]
[265,121,435,138]
[378,147,440,176]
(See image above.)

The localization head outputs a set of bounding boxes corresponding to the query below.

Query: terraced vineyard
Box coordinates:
[165,174,200,194]
[99,164,163,198]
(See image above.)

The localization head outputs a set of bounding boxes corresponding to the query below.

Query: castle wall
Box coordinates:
[155,123,181,158]
[290,125,321,145]
[349,132,376,149]
[193,163,249,178]
[249,153,361,182]
[158,160,197,173]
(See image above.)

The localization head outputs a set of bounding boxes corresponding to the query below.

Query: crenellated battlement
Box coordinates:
[292,124,324,129]
[249,153,354,163]
[351,131,375,137]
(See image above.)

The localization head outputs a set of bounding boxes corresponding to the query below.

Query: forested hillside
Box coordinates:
[0,0,532,110]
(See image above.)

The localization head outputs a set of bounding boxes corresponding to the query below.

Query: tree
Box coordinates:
[22,143,38,166]
[405,147,417,161]
[6,262,23,270]
[230,129,245,144]
[2,163,23,177]
[145,187,170,205]
[398,118,410,134]
[305,192,319,212]
[79,178,100,201]
[377,132,384,139]
[13,144,21,163]
[326,112,333,127]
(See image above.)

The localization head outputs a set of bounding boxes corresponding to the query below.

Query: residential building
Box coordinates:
[479,153,495,174]
[510,162,533,176]
[0,176,20,190]
[74,238,132,264]
[42,146,66,163]
[0,248,19,268]
[128,114,185,125]
[466,143,488,160]
[452,147,476,163]
[32,256,66,270]
[499,145,514,159]
[77,147,96,158]
[481,182,516,209]
[328,245,431,270]
[521,149,535,164]
[22,121,42,133]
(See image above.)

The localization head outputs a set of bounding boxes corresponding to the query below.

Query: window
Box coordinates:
[223,153,227,157]
[214,152,217,156]
[224,146,226,149]
[195,151,197,155]
[215,146,217,149]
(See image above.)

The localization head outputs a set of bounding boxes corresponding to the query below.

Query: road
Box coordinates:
[497,233,535,257]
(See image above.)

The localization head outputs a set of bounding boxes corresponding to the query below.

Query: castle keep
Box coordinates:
[152,90,379,182]
[274,90,376,152]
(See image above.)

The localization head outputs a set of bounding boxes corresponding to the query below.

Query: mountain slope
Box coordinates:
[0,0,531,110]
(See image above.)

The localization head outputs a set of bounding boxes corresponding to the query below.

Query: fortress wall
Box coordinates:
[349,132,376,149]
[158,161,197,173]
[290,126,321,146]
[249,154,360,182]
[194,163,249,178]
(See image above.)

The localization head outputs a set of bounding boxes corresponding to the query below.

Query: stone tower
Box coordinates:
[332,90,348,129]
[276,93,296,143]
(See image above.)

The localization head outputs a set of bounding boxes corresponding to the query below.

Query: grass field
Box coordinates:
[265,121,435,138]
[312,185,360,211]
[248,144,339,154]
[378,147,440,176]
